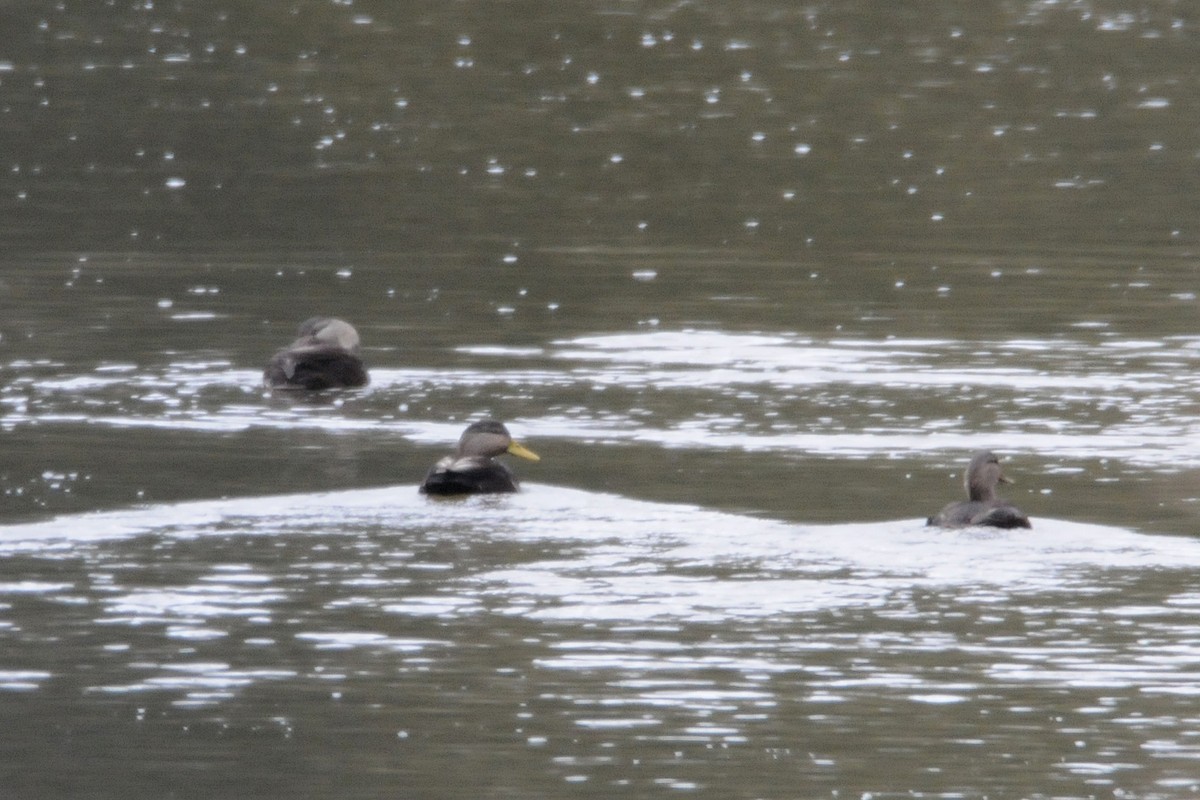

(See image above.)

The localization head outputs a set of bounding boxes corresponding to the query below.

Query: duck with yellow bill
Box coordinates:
[419,420,540,495]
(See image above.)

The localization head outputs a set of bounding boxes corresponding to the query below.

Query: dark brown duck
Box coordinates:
[927,451,1031,529]
[420,420,540,495]
[263,317,369,390]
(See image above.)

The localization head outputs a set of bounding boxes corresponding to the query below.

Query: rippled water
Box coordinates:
[4,486,1200,797]
[4,314,1200,797]
[9,327,1200,458]
[4,306,1199,526]
[4,0,1200,797]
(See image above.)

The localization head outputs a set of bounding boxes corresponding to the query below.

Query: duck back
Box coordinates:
[419,458,520,495]
[264,346,368,390]
[927,500,1031,529]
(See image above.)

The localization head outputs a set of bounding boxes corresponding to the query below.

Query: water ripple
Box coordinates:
[4,330,1199,470]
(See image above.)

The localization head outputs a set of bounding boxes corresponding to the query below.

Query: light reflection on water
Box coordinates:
[4,484,1200,651]
[4,329,1198,470]
[5,0,1200,793]
[3,485,1200,795]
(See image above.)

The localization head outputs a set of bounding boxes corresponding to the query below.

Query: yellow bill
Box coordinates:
[506,441,540,461]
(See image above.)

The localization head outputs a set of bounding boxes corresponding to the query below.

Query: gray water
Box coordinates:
[2,2,1200,798]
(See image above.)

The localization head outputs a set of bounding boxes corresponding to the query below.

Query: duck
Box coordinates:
[263,317,369,390]
[420,420,540,495]
[926,450,1032,529]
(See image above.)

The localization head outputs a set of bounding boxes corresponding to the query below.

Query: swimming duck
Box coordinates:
[926,451,1032,529]
[420,420,540,495]
[263,317,369,390]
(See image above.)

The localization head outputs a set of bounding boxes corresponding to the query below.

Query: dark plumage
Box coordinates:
[264,317,369,390]
[926,451,1032,529]
[420,420,540,495]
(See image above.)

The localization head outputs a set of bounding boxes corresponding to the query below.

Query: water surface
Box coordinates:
[3,487,1200,798]
[2,1,1200,797]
